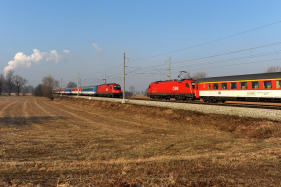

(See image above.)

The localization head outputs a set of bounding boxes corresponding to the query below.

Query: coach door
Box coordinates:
[195,83,200,98]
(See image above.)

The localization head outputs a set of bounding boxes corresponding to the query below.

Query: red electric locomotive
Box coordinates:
[147,79,196,100]
[96,83,122,97]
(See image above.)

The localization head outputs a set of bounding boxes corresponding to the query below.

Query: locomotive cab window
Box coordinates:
[263,81,272,89]
[207,84,210,89]
[276,81,281,88]
[221,83,227,89]
[240,82,247,89]
[185,83,190,87]
[251,81,259,89]
[213,83,218,89]
[113,86,121,90]
[230,82,237,89]
[191,82,195,89]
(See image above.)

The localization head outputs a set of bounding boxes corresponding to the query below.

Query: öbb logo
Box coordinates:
[172,86,179,91]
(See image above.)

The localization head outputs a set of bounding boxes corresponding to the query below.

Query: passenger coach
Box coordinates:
[195,72,281,103]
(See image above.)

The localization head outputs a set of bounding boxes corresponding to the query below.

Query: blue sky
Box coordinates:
[1,1,281,91]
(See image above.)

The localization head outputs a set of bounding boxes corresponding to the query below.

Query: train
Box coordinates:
[147,72,281,103]
[54,72,281,103]
[54,83,122,98]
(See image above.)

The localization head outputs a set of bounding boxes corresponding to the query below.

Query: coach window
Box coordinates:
[240,82,247,89]
[221,83,227,89]
[230,82,237,89]
[186,83,190,87]
[276,81,281,88]
[207,84,210,89]
[251,81,259,89]
[263,81,272,89]
[213,83,218,89]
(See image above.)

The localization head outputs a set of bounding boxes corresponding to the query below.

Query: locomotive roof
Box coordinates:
[196,72,281,83]
[153,79,194,83]
[99,83,118,85]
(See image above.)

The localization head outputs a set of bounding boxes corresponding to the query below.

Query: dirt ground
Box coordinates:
[1,96,281,186]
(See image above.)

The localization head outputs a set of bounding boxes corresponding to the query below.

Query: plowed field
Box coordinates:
[1,96,281,186]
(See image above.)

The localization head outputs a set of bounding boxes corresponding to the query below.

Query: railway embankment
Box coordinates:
[64,95,281,121]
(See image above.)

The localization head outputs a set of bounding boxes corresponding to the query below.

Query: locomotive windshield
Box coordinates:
[113,86,121,90]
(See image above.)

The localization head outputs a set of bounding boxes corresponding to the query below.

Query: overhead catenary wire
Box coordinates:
[100,49,281,81]
[156,50,281,73]
[125,41,281,72]
[119,46,281,79]
[128,20,281,63]
[103,57,281,82]
[77,20,281,78]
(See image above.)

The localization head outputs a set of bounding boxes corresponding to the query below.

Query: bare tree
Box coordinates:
[21,85,28,96]
[183,72,207,80]
[129,86,135,94]
[265,66,281,73]
[0,74,4,96]
[192,72,207,80]
[5,70,15,96]
[33,84,44,96]
[42,74,59,100]
[67,81,77,88]
[14,75,28,96]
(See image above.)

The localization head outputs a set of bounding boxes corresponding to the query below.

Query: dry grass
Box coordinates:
[0,96,281,186]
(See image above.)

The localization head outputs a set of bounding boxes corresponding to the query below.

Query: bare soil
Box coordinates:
[1,96,281,186]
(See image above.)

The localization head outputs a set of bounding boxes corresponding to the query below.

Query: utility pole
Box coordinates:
[77,71,79,98]
[104,72,106,84]
[60,78,62,96]
[123,53,125,103]
[169,57,171,80]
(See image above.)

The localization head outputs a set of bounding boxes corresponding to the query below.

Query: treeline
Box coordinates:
[0,70,31,96]
[33,74,59,100]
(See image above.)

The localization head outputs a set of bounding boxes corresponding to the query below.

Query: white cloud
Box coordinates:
[4,49,62,74]
[92,43,102,52]
[63,49,70,54]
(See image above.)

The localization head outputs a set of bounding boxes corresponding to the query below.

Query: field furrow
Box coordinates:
[1,96,281,186]
[34,100,55,117]
[0,100,18,117]
[56,101,170,132]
